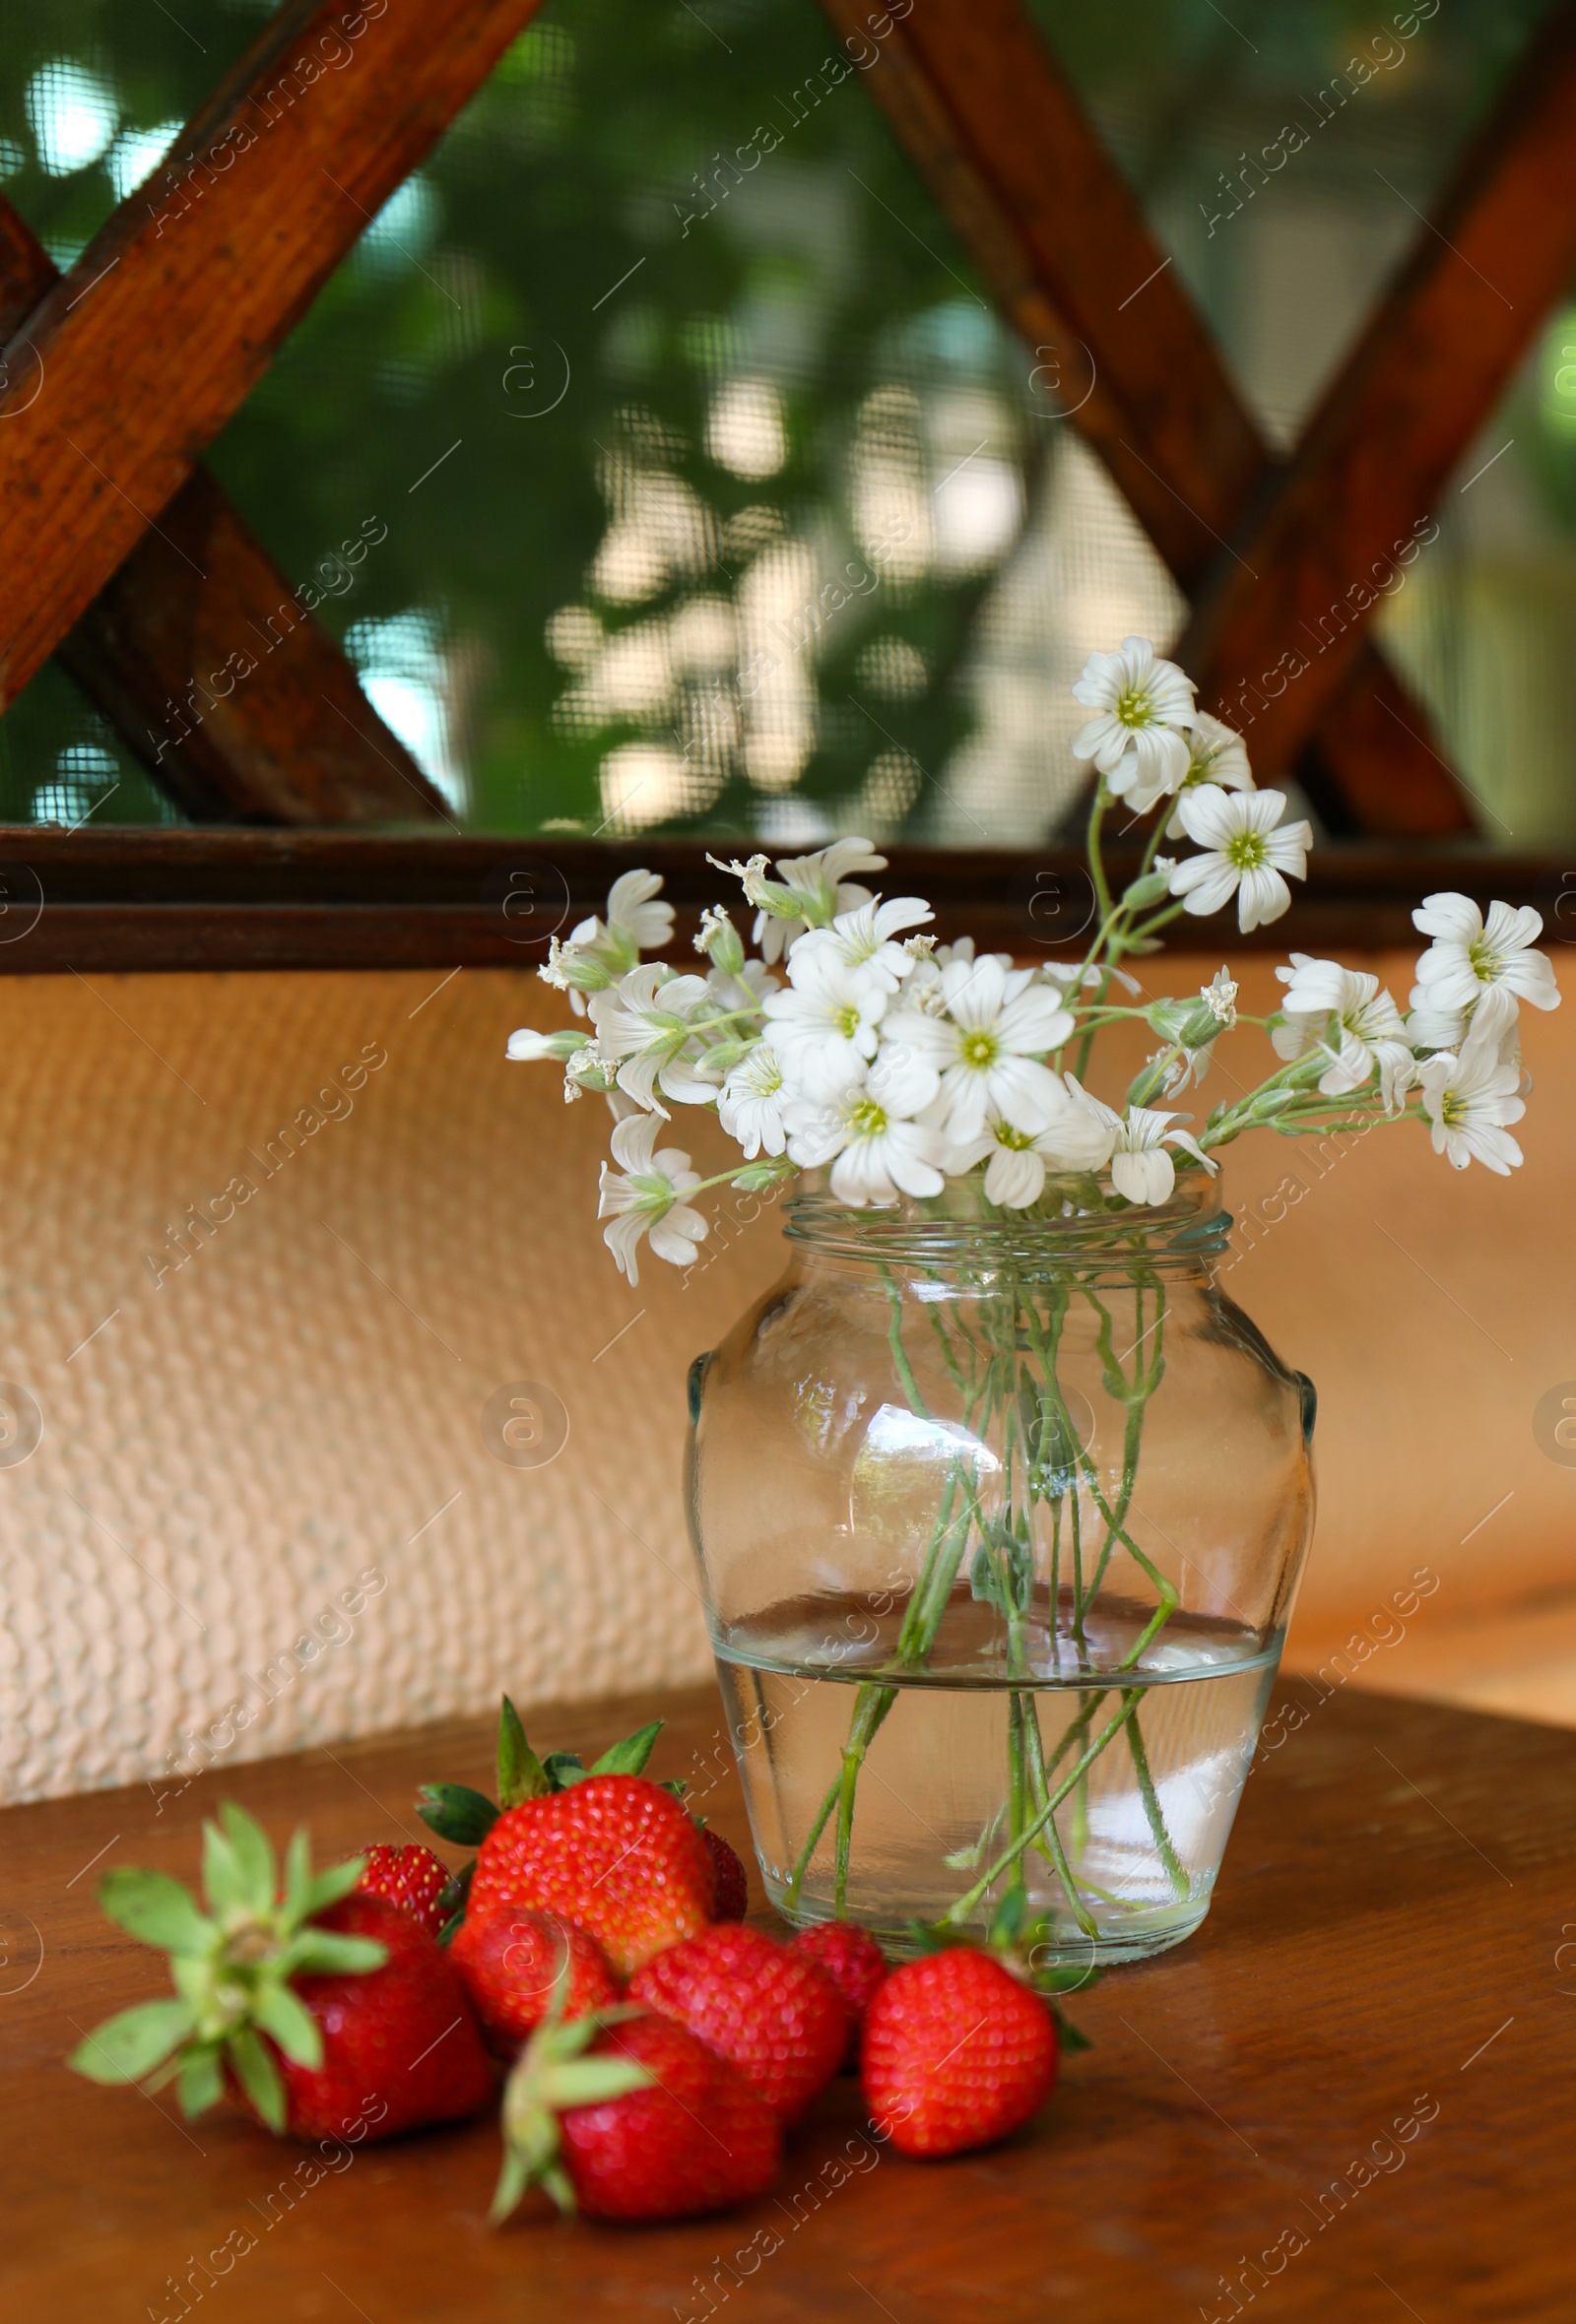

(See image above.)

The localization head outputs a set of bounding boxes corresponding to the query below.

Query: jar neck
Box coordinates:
[781,1169,1229,1283]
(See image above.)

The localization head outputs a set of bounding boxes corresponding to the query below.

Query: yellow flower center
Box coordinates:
[961,1030,997,1068]
[1115,683,1156,731]
[848,1097,888,1137]
[1225,830,1268,872]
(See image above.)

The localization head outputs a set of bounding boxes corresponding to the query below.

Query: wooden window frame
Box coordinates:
[3,0,1576,970]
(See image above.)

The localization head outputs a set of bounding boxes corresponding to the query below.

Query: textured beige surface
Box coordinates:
[1,946,1573,1807]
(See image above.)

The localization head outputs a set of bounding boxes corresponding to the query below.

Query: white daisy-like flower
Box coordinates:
[1162,711,1254,839]
[949,1075,1120,1207]
[604,868,676,955]
[885,956,1075,1142]
[789,894,935,994]
[539,869,675,1015]
[1071,636,1198,811]
[1272,955,1415,1107]
[589,964,718,1115]
[1167,788,1312,933]
[762,943,890,1100]
[712,838,887,962]
[783,1050,945,1205]
[1406,996,1467,1054]
[596,1113,709,1282]
[718,1044,790,1159]
[1082,1097,1215,1206]
[1415,987,1526,1176]
[1411,894,1560,1018]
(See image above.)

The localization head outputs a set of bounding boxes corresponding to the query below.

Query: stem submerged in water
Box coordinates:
[786,1254,1190,1941]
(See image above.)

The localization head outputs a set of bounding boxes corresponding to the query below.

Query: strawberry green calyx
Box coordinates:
[419,1705,668,1855]
[418,1703,671,1943]
[68,1803,386,2131]
[491,2004,650,2224]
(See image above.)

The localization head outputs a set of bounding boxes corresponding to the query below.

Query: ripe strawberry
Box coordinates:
[627,1922,847,2124]
[70,1803,492,2142]
[861,1945,1057,2158]
[788,1921,888,2063]
[492,2008,779,2224]
[357,1841,451,1936]
[701,1826,749,1921]
[469,1775,712,1977]
[450,1905,619,2053]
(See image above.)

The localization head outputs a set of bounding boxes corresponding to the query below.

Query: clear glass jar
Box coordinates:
[686,1172,1315,1965]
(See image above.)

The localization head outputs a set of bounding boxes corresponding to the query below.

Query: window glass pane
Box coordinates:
[1,0,1569,844]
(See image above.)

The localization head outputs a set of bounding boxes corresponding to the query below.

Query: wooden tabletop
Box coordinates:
[3,1679,1571,2324]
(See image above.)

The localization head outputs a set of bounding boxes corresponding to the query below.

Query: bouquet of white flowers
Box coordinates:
[509,635,1560,1284]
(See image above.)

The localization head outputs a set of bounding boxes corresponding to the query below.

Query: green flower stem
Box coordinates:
[1126,1702,1191,1901]
[943,1696,1142,1924]
[831,1683,899,1910]
[1018,1687,1098,1937]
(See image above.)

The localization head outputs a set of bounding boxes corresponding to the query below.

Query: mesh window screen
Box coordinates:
[0,0,1570,840]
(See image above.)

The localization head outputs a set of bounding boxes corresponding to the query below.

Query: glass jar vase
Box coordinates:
[686,1172,1315,1966]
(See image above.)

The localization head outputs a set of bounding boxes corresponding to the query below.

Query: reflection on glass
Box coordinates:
[0,0,1569,840]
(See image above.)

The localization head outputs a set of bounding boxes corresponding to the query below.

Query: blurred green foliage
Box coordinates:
[0,0,1568,833]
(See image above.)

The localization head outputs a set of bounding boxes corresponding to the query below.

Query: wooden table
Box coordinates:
[3,1681,1571,2323]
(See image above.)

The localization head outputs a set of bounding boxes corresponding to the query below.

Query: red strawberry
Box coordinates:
[262,1893,492,2139]
[492,2008,779,2224]
[627,1922,846,2125]
[468,1775,711,1977]
[357,1841,450,1936]
[450,1905,619,2053]
[788,1921,888,2063]
[861,1946,1057,2158]
[701,1827,749,1921]
[70,1804,492,2143]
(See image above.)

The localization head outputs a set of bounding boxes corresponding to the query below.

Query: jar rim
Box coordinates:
[783,1165,1230,1270]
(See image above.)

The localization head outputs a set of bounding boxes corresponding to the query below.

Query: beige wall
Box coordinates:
[1,946,1572,1805]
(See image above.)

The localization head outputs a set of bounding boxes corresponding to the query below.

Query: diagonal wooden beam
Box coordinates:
[819,0,1474,834]
[1175,0,1576,781]
[0,0,546,713]
[0,199,445,823]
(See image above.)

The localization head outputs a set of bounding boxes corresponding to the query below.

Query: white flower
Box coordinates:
[1163,712,1254,839]
[596,1113,709,1282]
[1167,788,1312,933]
[605,869,675,955]
[1416,988,1526,1176]
[885,955,1075,1142]
[1082,1098,1214,1205]
[949,1076,1120,1207]
[505,1027,590,1063]
[718,1044,790,1159]
[712,838,886,962]
[1041,959,1140,999]
[1406,996,1466,1054]
[1411,894,1560,1018]
[590,963,719,1115]
[1272,955,1414,1106]
[693,903,746,975]
[1201,967,1238,1029]
[783,1050,945,1205]
[790,895,935,994]
[762,944,889,1100]
[539,870,674,1014]
[1071,636,1198,811]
